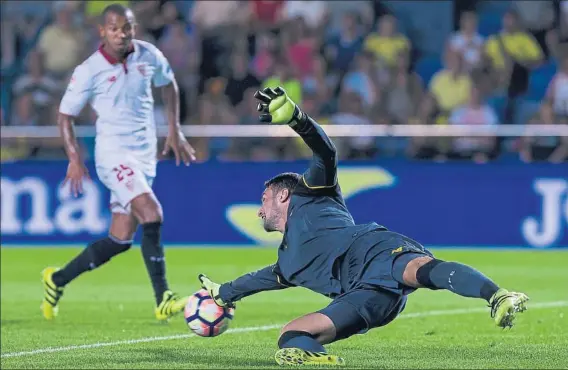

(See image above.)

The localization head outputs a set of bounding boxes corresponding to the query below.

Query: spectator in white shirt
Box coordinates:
[281,0,328,31]
[448,11,485,72]
[544,51,568,118]
[449,85,499,163]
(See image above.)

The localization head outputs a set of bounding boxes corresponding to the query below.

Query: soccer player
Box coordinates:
[198,87,530,366]
[41,4,196,322]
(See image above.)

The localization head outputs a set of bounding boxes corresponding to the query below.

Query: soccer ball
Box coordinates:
[184,289,235,337]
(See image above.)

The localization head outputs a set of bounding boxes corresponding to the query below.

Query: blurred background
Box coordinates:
[0,0,567,249]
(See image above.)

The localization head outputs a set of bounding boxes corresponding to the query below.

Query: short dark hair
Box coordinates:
[264,172,301,194]
[100,4,133,24]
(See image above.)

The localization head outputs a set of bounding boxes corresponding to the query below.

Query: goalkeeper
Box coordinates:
[199,87,529,367]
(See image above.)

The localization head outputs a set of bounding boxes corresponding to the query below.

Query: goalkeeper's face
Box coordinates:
[258,187,289,233]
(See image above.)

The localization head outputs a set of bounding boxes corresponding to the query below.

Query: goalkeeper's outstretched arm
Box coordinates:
[292,114,338,189]
[254,86,337,189]
[218,264,293,304]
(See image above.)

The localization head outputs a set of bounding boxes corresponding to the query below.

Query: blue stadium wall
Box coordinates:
[1,160,567,249]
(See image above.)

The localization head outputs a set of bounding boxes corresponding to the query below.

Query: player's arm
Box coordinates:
[292,114,337,189]
[153,48,196,165]
[199,264,293,308]
[58,114,82,168]
[59,64,92,160]
[58,64,93,197]
[160,79,180,133]
[254,87,337,189]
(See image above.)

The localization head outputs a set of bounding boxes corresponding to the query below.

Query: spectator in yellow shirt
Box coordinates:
[262,58,302,105]
[420,49,472,124]
[410,50,472,161]
[484,10,543,90]
[37,2,85,79]
[364,14,410,69]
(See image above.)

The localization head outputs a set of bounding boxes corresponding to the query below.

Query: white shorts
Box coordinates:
[95,158,155,215]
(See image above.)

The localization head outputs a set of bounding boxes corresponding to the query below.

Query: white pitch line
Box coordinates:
[0,324,283,359]
[2,300,566,359]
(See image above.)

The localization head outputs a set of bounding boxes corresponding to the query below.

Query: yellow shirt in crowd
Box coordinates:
[38,26,84,74]
[485,31,543,69]
[262,78,302,105]
[429,70,472,113]
[364,34,410,66]
[85,1,130,17]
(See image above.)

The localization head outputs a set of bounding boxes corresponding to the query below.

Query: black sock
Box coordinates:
[417,260,499,302]
[278,331,326,353]
[141,222,168,305]
[52,237,132,287]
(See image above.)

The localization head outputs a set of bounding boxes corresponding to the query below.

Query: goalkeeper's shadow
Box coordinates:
[133,346,275,367]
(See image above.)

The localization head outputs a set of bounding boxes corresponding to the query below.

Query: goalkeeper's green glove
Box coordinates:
[254,87,305,126]
[198,274,234,308]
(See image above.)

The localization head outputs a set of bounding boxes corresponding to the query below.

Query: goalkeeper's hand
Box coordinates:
[254,87,304,126]
[198,274,234,308]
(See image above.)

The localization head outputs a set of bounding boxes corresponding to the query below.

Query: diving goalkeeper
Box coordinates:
[198,87,529,367]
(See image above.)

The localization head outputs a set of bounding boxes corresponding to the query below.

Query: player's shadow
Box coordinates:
[132,347,275,368]
[0,319,26,326]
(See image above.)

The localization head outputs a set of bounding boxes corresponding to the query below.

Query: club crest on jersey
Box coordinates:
[137,64,147,76]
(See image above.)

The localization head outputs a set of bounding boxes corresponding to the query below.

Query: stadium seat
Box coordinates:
[477,10,502,38]
[476,0,512,15]
[526,61,558,101]
[414,55,443,86]
[486,95,507,123]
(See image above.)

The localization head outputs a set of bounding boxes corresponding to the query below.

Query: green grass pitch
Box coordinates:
[1,247,567,369]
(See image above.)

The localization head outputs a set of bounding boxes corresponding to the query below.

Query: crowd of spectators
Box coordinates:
[1,0,567,163]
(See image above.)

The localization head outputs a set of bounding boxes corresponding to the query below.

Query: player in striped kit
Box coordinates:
[41,4,196,322]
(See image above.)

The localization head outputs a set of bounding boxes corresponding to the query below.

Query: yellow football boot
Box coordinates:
[40,267,64,320]
[155,290,189,322]
[275,348,345,366]
[489,288,529,328]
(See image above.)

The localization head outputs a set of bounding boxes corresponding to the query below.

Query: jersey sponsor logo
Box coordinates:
[108,76,117,83]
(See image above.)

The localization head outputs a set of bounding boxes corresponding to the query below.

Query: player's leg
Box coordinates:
[393,252,529,328]
[127,179,187,321]
[94,161,185,320]
[275,289,403,366]
[129,192,167,301]
[275,312,346,366]
[41,213,136,320]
